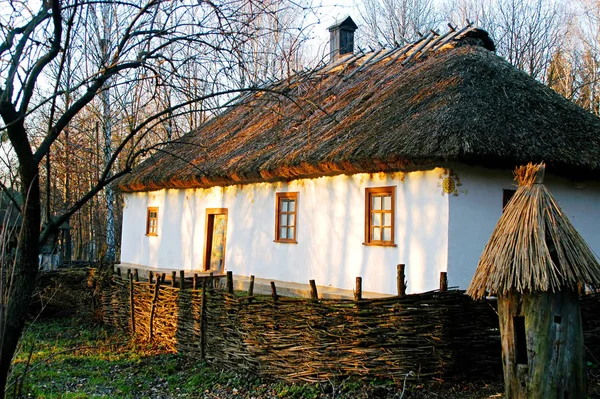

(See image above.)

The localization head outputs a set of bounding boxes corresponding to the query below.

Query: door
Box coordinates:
[204,208,228,272]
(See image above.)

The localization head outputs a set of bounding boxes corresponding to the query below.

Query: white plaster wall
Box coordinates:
[120,169,450,294]
[448,165,600,290]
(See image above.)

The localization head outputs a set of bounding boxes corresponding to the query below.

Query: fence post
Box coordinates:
[226,271,234,294]
[126,269,131,280]
[248,275,255,297]
[149,279,160,340]
[116,267,121,278]
[160,273,166,284]
[200,279,207,361]
[440,272,448,292]
[309,280,318,300]
[171,271,177,287]
[193,274,199,290]
[129,273,136,334]
[209,272,214,290]
[149,271,154,284]
[180,270,185,289]
[355,277,362,301]
[134,269,139,282]
[397,264,406,297]
[270,281,278,301]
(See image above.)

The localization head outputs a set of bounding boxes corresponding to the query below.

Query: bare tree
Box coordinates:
[0,0,316,394]
[357,0,439,47]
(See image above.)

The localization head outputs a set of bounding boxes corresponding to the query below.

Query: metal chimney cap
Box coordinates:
[327,16,358,32]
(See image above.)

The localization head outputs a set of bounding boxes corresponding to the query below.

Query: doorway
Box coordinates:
[204,208,228,273]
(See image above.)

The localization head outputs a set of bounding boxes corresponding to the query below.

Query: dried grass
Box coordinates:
[468,163,600,299]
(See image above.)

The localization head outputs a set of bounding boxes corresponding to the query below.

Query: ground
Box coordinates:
[7,315,513,399]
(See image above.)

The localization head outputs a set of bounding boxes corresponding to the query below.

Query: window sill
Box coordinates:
[362,242,397,247]
[273,240,298,244]
[146,234,158,237]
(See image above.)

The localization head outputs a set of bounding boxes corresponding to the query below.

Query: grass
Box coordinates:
[7,316,335,399]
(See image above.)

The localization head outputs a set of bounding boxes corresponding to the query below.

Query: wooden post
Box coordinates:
[355,277,362,301]
[248,275,255,296]
[129,274,136,334]
[126,269,131,280]
[226,271,233,294]
[397,264,406,297]
[270,281,278,301]
[180,270,185,289]
[116,267,121,278]
[149,279,160,340]
[209,272,214,290]
[439,272,448,292]
[134,269,139,282]
[309,280,318,300]
[193,274,199,290]
[149,271,154,284]
[200,279,207,361]
[160,273,166,284]
[171,271,177,287]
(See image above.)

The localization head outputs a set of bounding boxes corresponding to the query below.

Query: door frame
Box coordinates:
[203,208,228,273]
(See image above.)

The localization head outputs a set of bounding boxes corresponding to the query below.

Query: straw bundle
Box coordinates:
[468,163,600,299]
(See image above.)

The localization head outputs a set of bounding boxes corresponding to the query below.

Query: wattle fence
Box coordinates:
[101,271,600,385]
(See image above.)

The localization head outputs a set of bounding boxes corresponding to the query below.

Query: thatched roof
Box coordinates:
[467,163,600,299]
[117,27,600,193]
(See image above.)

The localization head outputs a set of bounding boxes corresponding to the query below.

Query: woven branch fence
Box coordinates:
[101,271,600,385]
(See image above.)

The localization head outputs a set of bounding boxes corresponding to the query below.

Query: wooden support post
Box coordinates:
[270,281,278,301]
[440,272,448,292]
[160,273,166,284]
[129,274,136,334]
[248,275,255,297]
[193,274,199,290]
[200,279,207,361]
[149,271,154,284]
[149,279,160,340]
[309,280,318,300]
[226,271,234,294]
[171,271,177,287]
[355,277,362,301]
[116,267,121,278]
[180,270,185,289]
[397,264,406,297]
[134,269,139,282]
[209,272,214,290]
[126,269,131,280]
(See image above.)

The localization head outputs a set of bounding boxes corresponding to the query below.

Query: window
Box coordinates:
[275,192,298,243]
[503,189,516,211]
[146,207,158,236]
[364,186,395,246]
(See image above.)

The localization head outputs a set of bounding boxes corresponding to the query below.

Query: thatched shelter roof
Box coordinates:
[116,27,600,193]
[467,163,600,299]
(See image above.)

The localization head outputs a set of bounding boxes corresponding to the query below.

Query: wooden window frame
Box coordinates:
[146,207,159,236]
[274,192,298,243]
[364,186,396,247]
[203,208,228,273]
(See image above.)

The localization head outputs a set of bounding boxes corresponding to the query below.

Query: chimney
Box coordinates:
[328,16,358,62]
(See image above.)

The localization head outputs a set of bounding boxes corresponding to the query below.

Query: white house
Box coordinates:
[116,21,600,296]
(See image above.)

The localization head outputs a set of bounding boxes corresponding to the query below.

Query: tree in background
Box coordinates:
[0,0,315,394]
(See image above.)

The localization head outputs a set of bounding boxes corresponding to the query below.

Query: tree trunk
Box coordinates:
[0,142,41,397]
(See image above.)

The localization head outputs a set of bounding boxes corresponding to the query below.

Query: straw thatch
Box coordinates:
[467,163,600,300]
[116,28,600,193]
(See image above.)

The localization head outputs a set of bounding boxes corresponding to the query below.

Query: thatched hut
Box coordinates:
[114,21,600,297]
[468,163,600,398]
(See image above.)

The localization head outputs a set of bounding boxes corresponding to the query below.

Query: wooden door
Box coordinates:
[204,208,227,272]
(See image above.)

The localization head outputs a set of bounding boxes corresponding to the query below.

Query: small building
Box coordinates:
[115,21,600,296]
[467,163,600,398]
